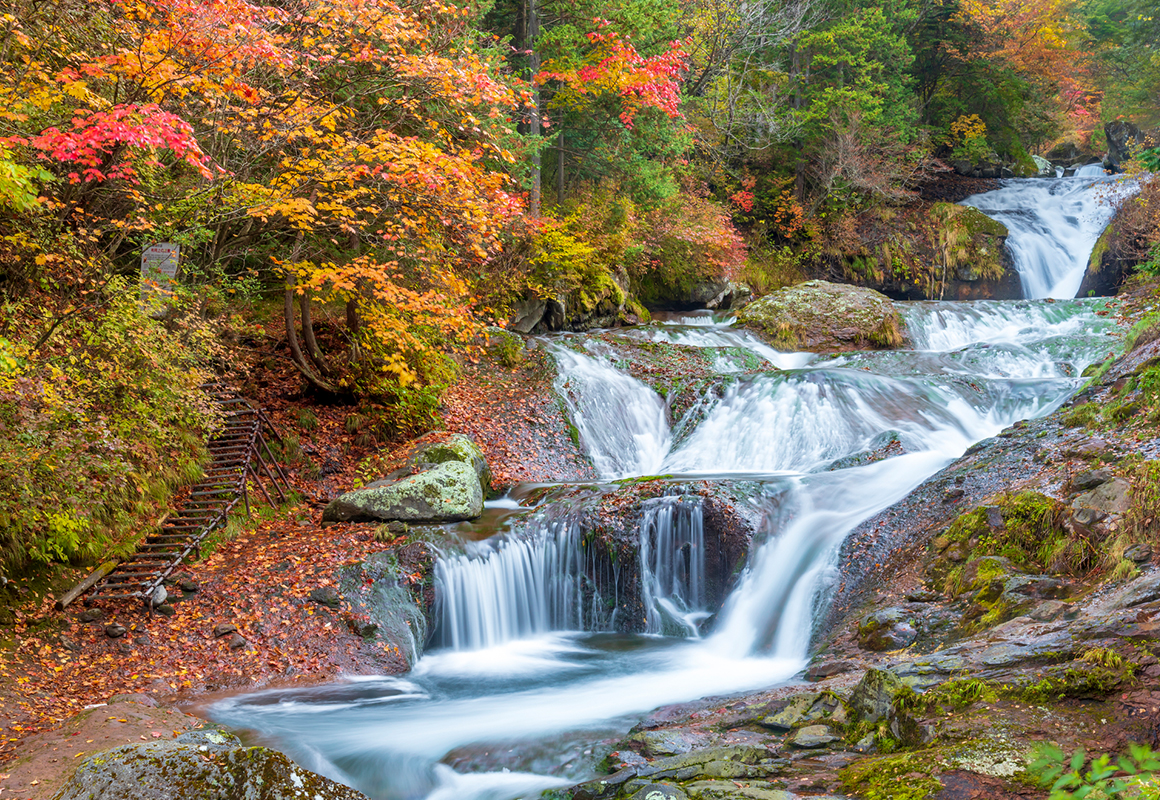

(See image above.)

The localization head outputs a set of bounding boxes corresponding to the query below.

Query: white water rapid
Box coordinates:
[210,185,1126,800]
[960,165,1134,299]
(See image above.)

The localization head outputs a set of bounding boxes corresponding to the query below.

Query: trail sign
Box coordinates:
[140,242,179,308]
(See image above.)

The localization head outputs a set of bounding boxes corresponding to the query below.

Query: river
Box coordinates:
[208,172,1129,800]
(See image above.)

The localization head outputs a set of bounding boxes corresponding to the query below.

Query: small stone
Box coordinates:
[906,590,941,603]
[178,577,198,593]
[760,694,817,731]
[1124,544,1153,563]
[853,734,877,754]
[790,725,839,749]
[59,635,80,652]
[149,585,167,607]
[944,488,965,502]
[213,623,238,638]
[105,624,127,639]
[1029,600,1071,622]
[1073,469,1113,491]
[308,586,341,609]
[984,506,1004,528]
[134,635,151,646]
[154,604,176,617]
[78,608,106,623]
[227,633,247,651]
[117,641,134,654]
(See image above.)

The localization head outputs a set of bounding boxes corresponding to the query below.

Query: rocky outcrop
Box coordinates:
[322,435,489,525]
[928,203,1021,300]
[337,544,437,666]
[1105,120,1145,172]
[54,729,369,800]
[737,280,904,351]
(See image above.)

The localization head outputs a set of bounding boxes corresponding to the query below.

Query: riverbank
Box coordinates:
[4,277,1160,800]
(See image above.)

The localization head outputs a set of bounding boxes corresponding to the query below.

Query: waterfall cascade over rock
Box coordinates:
[210,176,1128,800]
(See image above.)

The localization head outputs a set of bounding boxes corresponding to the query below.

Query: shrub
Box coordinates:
[0,281,218,572]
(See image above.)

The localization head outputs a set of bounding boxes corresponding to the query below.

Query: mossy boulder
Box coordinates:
[736,280,905,352]
[929,204,1020,300]
[857,607,917,651]
[322,460,483,525]
[53,729,368,800]
[411,433,491,493]
[849,668,905,724]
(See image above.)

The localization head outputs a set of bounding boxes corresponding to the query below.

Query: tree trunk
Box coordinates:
[299,289,330,377]
[528,0,541,217]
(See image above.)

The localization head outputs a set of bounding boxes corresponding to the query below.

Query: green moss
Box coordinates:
[940,492,1067,578]
[1088,223,1115,274]
[840,751,944,800]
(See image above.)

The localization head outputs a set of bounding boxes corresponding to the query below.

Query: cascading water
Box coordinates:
[210,181,1126,800]
[639,496,706,637]
[960,167,1135,299]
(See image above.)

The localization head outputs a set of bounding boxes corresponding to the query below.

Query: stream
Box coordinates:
[209,173,1129,800]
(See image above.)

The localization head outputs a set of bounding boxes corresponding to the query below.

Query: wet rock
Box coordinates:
[1030,600,1074,622]
[1125,544,1153,563]
[213,623,238,637]
[78,608,106,623]
[154,603,176,617]
[105,624,127,639]
[737,280,904,352]
[338,548,434,667]
[849,668,903,723]
[857,608,917,651]
[1110,570,1160,609]
[683,782,794,800]
[790,725,840,749]
[308,586,341,608]
[628,730,712,757]
[54,729,369,800]
[759,694,816,731]
[805,660,855,681]
[629,782,689,800]
[1071,507,1107,527]
[227,633,247,650]
[322,461,484,525]
[704,281,752,310]
[1072,477,1131,516]
[1073,469,1113,491]
[178,577,198,593]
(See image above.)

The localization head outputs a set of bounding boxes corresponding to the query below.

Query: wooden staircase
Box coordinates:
[76,385,291,610]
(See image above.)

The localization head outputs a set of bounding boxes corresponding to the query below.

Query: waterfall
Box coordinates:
[960,172,1134,299]
[434,507,611,650]
[639,496,706,637]
[552,345,670,479]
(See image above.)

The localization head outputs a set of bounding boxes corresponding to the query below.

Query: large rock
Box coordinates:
[857,607,917,651]
[737,280,904,352]
[322,461,483,524]
[849,668,904,724]
[53,729,368,800]
[934,204,1021,300]
[1105,120,1144,171]
[1071,477,1131,516]
[411,433,491,492]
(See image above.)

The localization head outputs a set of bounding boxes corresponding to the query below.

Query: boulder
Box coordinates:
[509,296,546,333]
[630,783,689,800]
[857,607,917,651]
[1031,155,1054,176]
[737,280,904,352]
[1105,120,1144,171]
[789,725,840,749]
[849,668,904,724]
[1073,469,1113,491]
[704,281,752,311]
[1072,477,1131,516]
[54,729,368,800]
[322,461,483,525]
[410,433,491,492]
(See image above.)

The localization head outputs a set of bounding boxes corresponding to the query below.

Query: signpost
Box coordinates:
[139,242,179,312]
